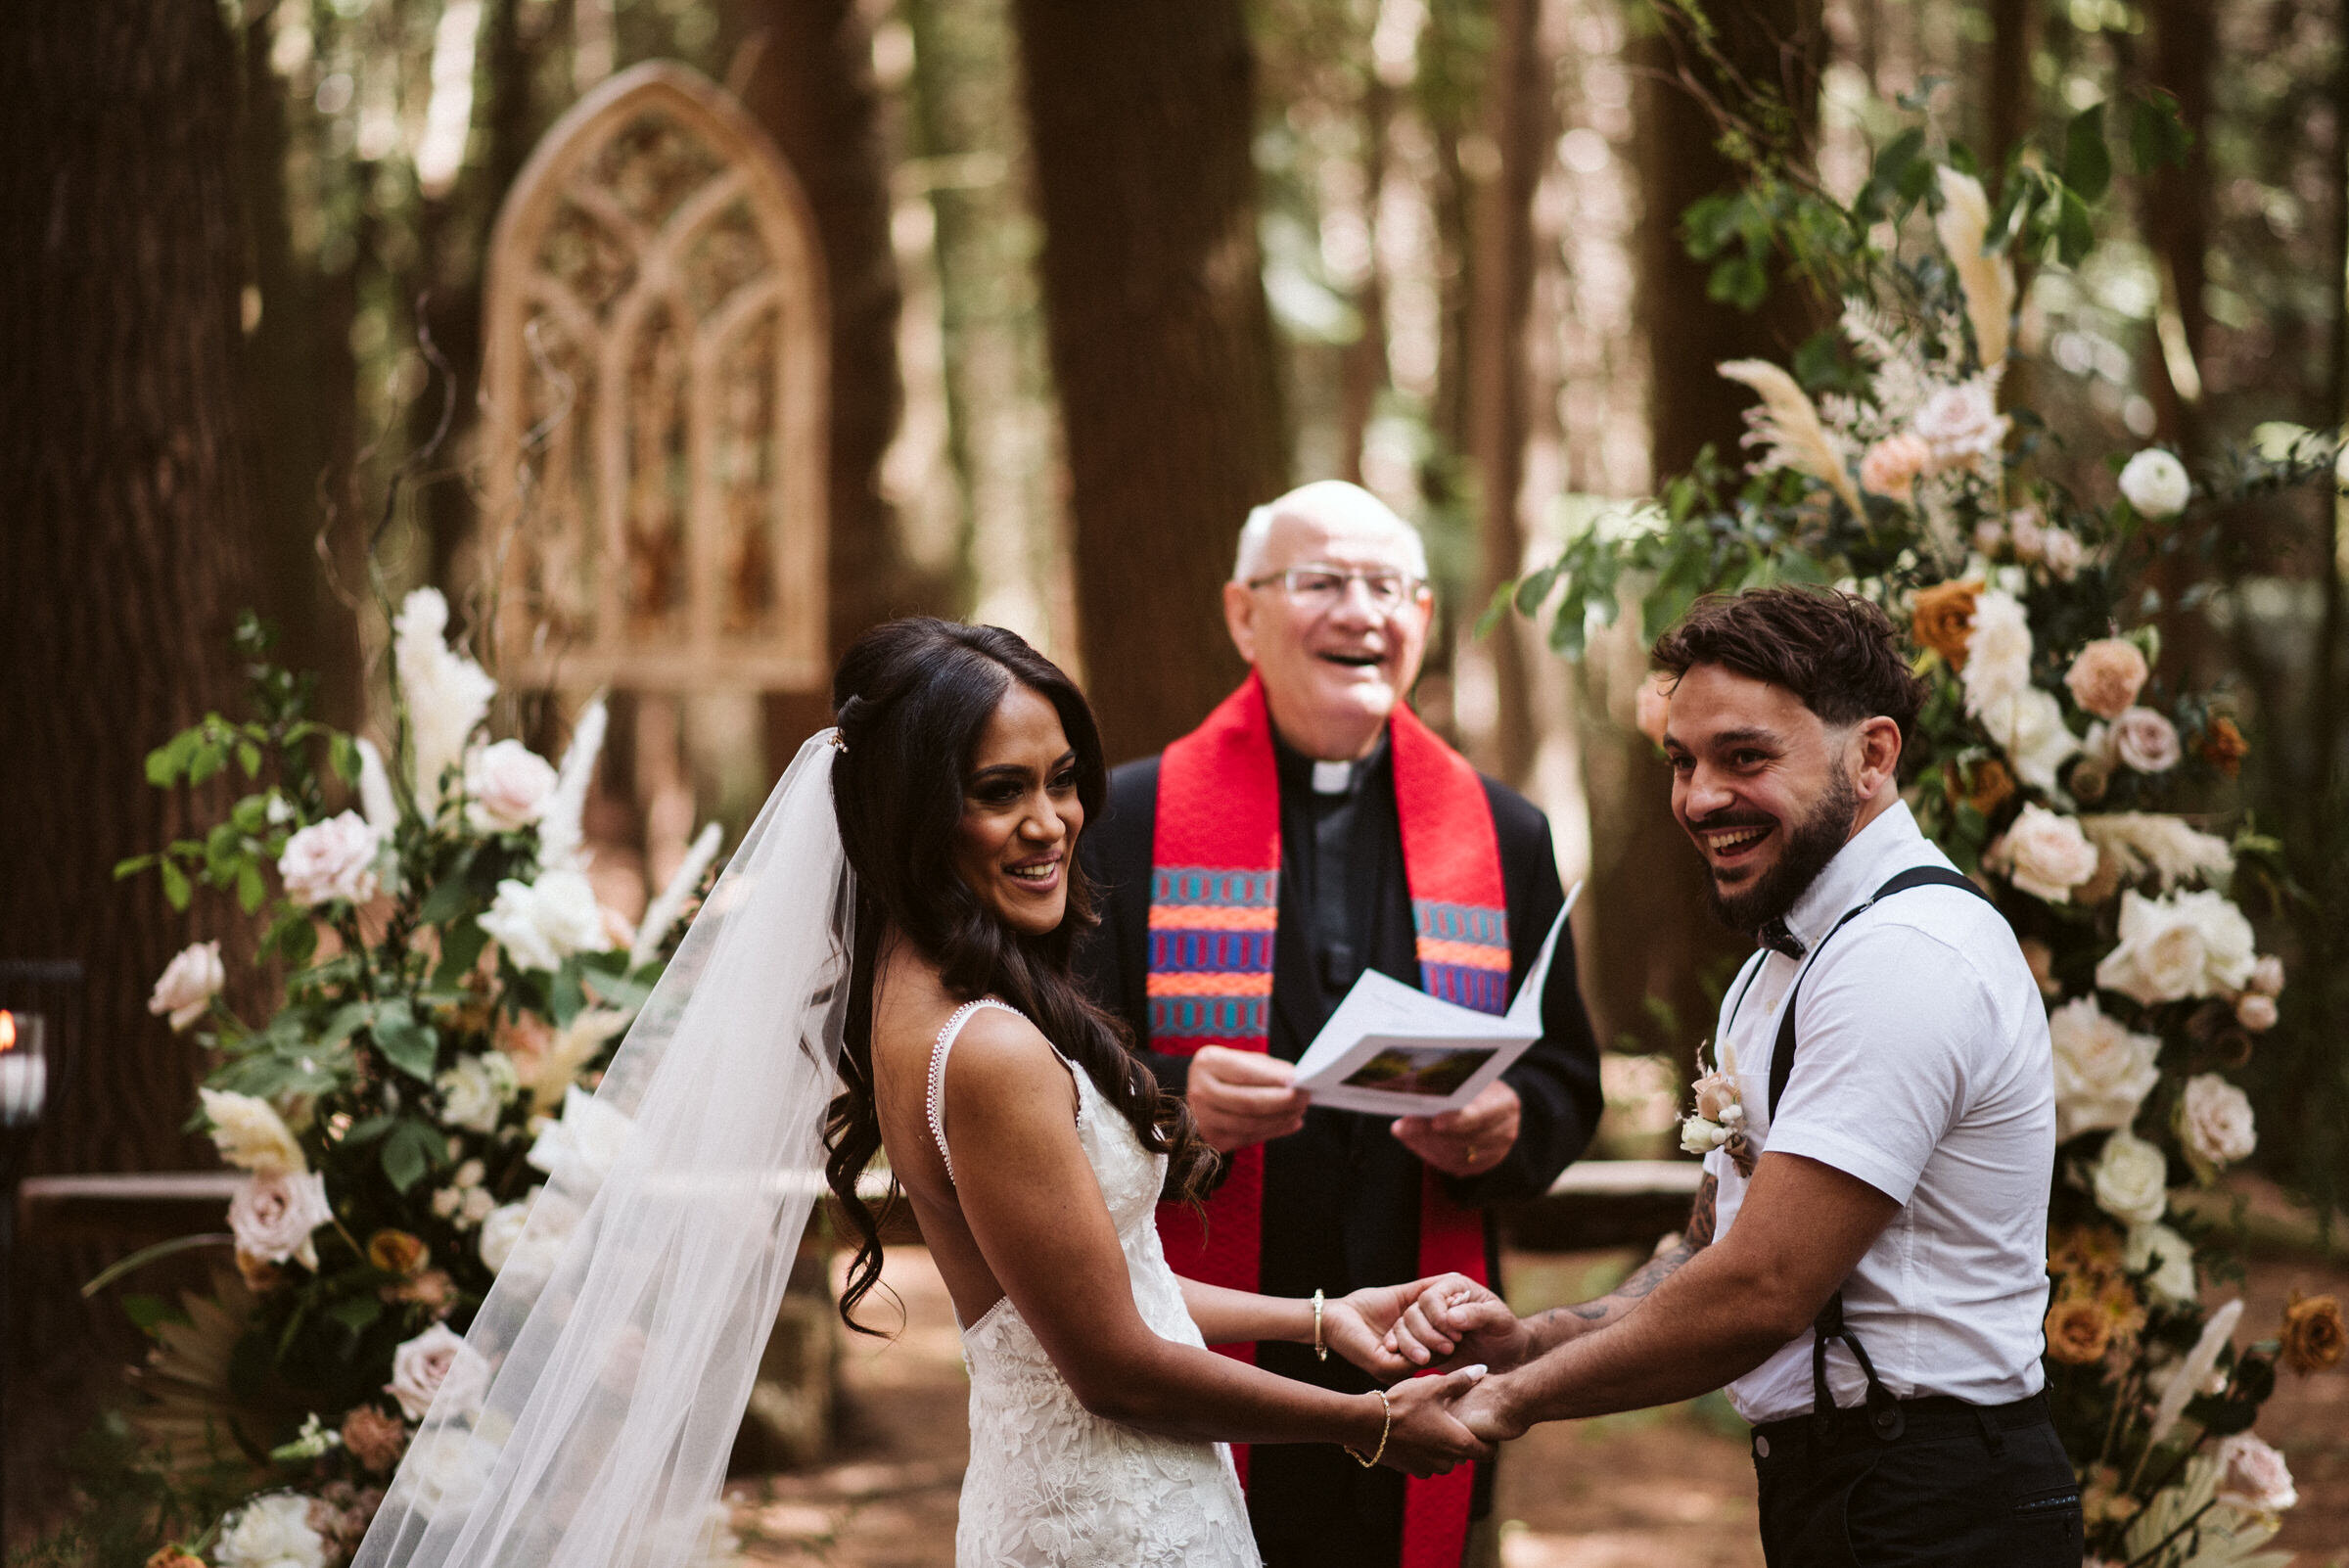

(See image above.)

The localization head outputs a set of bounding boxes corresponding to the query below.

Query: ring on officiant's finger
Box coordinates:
[1466,1142,1481,1166]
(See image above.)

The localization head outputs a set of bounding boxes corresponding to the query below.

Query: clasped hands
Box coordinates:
[1319,1273,1533,1477]
[1182,1045,1521,1176]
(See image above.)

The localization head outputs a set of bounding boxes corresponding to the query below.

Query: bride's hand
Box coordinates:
[1374,1366,1497,1477]
[1383,1276,1532,1373]
[1322,1284,1426,1381]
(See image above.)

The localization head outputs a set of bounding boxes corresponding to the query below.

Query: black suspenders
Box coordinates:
[1730,865,1996,1440]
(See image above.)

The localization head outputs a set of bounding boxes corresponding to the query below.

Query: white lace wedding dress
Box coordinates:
[926,998,1260,1568]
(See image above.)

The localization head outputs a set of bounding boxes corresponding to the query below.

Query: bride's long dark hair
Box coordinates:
[823,618,1217,1332]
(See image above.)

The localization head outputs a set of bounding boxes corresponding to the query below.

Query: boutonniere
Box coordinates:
[1679,1038,1759,1176]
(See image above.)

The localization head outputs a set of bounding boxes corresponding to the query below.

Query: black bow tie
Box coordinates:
[1758,918,1808,959]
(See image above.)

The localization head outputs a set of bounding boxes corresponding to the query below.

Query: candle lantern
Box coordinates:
[0,959,78,1554]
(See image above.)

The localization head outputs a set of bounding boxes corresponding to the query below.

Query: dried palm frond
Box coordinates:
[1717,359,1865,516]
[1934,166,2016,370]
[122,1267,278,1492]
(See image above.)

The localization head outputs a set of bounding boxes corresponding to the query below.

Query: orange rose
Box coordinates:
[2045,1295,2111,1365]
[147,1550,207,1568]
[367,1228,430,1277]
[2063,638,2150,721]
[2200,715,2249,778]
[2049,1223,2125,1284]
[1957,757,2016,817]
[1911,580,1982,668]
[341,1404,409,1472]
[2281,1291,2345,1374]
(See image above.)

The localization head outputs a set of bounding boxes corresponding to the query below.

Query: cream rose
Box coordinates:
[1859,433,1932,501]
[1978,687,2080,795]
[2090,1126,2170,1226]
[214,1493,330,1568]
[2178,1074,2257,1169]
[2111,707,2182,773]
[2124,1222,2197,1303]
[2096,889,2258,1006]
[1911,379,2009,474]
[2049,997,2161,1143]
[527,1084,633,1190]
[478,1195,534,1274]
[463,739,558,834]
[278,811,384,907]
[386,1322,487,1421]
[2063,639,2149,721]
[2006,509,2046,561]
[228,1169,333,1270]
[2041,527,2084,579]
[1992,805,2099,903]
[480,868,615,973]
[435,1053,515,1135]
[1959,590,2033,715]
[2212,1432,2297,1513]
[200,1087,307,1174]
[2119,448,2190,518]
[148,941,225,1032]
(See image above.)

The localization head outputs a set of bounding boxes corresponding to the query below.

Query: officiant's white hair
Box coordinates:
[1233,480,1429,583]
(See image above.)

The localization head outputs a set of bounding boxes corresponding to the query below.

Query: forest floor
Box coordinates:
[724,1244,2349,1568]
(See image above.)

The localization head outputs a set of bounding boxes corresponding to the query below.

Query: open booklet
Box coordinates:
[1292,881,1582,1117]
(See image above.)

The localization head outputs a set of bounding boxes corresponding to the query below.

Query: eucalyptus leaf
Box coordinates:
[371,1000,441,1083]
[380,1119,442,1193]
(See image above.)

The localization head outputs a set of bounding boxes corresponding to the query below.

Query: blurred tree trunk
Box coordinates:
[1337,74,1394,485]
[240,8,365,729]
[1985,0,2036,169]
[2138,0,2212,459]
[733,0,945,668]
[1579,0,1823,1058]
[0,0,256,1518]
[1466,0,1558,789]
[1010,0,1287,761]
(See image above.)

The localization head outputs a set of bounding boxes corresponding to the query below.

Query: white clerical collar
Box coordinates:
[1312,760,1356,795]
[1781,799,1928,948]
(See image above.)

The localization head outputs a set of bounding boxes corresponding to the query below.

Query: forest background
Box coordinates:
[3,0,2346,1535]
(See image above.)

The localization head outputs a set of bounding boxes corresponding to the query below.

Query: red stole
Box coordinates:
[1146,673,1510,1568]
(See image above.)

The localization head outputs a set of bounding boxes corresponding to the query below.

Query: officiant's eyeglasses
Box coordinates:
[1245,565,1425,614]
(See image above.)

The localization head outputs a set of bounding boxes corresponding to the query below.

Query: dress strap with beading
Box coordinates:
[927,997,1024,1185]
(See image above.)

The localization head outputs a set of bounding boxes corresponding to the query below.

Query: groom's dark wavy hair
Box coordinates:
[823,618,1217,1334]
[1652,587,1928,768]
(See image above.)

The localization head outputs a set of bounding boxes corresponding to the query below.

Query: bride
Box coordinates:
[353,619,1488,1568]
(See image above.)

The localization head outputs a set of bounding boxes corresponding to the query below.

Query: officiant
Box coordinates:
[1074,481,1604,1568]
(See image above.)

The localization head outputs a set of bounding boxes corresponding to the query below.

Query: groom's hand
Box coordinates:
[1384,1277,1533,1373]
[1377,1366,1497,1477]
[1325,1274,1488,1381]
[1445,1367,1530,1445]
[1184,1047,1309,1151]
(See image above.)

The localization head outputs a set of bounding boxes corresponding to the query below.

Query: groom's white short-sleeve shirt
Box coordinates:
[1703,800,2055,1425]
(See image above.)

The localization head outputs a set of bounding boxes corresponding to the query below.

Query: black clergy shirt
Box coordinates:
[1073,724,1604,1566]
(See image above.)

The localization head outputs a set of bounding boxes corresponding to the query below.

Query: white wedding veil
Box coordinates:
[354,728,853,1568]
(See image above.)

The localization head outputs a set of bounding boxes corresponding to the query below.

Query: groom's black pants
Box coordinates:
[1752,1391,2083,1566]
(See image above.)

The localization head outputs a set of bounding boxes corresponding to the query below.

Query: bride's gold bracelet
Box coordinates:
[1345,1388,1392,1468]
[1312,1289,1326,1361]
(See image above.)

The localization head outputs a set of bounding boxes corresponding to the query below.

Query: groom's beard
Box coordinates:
[1696,768,1860,936]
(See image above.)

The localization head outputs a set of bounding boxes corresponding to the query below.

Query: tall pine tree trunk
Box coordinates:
[1011,0,1288,761]
[0,0,256,1519]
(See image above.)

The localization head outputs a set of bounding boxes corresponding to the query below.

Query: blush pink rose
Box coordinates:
[2064,639,2149,721]
[2111,707,2182,774]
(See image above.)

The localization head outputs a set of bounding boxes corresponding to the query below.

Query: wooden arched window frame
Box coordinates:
[482,62,828,695]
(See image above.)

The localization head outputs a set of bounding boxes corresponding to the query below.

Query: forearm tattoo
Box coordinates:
[1538,1173,1719,1332]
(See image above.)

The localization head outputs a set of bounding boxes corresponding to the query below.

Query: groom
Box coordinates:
[1410,588,2079,1565]
[1075,481,1603,1568]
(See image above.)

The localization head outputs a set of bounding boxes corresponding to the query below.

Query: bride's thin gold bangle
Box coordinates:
[1312,1289,1326,1361]
[1345,1389,1392,1468]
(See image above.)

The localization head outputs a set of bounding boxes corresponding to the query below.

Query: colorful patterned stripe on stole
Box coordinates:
[1144,865,1277,1038]
[1412,897,1513,1013]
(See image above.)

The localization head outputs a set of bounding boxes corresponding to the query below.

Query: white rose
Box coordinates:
[392,588,498,812]
[479,1197,533,1273]
[2178,1074,2257,1170]
[2040,527,2084,580]
[2212,1432,2297,1513]
[527,1084,633,1190]
[1994,805,2100,903]
[1911,378,2010,474]
[227,1169,334,1270]
[2049,997,2161,1143]
[392,1429,497,1519]
[1978,686,2080,795]
[2119,448,2191,519]
[200,1087,307,1174]
[277,811,384,907]
[435,1054,513,1134]
[2091,1126,2170,1226]
[148,941,224,1032]
[2079,813,2234,892]
[2124,1222,2197,1303]
[1959,590,2033,716]
[214,1493,329,1568]
[386,1322,488,1421]
[1679,1114,1728,1156]
[2096,889,2258,1006]
[2111,707,2182,774]
[479,868,615,973]
[463,739,559,834]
